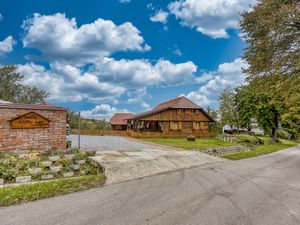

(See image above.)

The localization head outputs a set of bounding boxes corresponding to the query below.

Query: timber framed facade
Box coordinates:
[111,96,215,137]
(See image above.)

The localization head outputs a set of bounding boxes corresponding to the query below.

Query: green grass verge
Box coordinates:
[0,174,105,207]
[222,139,299,160]
[141,137,237,150]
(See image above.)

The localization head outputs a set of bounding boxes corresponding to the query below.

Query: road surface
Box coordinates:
[1,145,300,225]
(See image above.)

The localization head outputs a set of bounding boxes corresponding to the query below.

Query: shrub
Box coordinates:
[278,130,290,140]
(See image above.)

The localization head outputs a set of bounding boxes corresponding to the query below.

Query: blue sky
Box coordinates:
[0,0,255,119]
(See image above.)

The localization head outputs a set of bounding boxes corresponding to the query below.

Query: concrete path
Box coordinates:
[1,145,300,225]
[71,135,223,184]
[91,149,223,184]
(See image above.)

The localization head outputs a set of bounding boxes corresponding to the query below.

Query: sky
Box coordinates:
[0,0,256,119]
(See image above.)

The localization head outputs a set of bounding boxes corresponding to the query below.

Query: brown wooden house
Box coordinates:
[110,113,134,130]
[127,96,215,136]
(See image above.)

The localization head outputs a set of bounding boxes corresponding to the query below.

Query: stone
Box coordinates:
[63,172,74,178]
[29,168,42,175]
[42,161,52,167]
[50,166,62,173]
[0,178,4,185]
[76,159,86,165]
[186,135,196,141]
[16,176,31,183]
[49,156,60,162]
[71,164,80,170]
[80,170,86,175]
[41,174,54,180]
[65,154,75,160]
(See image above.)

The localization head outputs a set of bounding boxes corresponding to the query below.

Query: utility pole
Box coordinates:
[78,111,81,149]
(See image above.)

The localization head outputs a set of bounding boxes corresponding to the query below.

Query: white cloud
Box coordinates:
[127,88,151,110]
[0,36,16,56]
[150,10,169,24]
[17,63,125,103]
[119,0,131,3]
[16,56,197,105]
[91,57,197,88]
[22,13,150,64]
[186,58,248,106]
[168,0,256,38]
[81,104,130,119]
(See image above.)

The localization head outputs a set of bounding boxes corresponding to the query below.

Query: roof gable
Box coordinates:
[111,113,134,125]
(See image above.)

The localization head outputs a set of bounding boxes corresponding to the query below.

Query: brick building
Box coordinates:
[0,102,67,151]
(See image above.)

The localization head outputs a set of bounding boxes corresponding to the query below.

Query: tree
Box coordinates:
[219,86,241,131]
[0,65,48,104]
[205,106,218,121]
[236,86,287,143]
[240,0,300,141]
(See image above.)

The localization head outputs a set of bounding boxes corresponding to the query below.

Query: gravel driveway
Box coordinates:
[70,135,159,151]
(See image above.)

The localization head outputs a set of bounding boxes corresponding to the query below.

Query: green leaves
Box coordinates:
[0,65,48,104]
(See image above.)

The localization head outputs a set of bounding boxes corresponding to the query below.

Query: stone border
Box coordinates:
[200,146,250,156]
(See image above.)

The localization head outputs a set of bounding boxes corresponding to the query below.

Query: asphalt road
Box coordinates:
[1,145,300,225]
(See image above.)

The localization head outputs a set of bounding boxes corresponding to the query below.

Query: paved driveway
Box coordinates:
[2,145,300,225]
[70,135,158,151]
[71,135,223,184]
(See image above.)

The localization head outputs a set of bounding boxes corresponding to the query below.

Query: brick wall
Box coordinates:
[0,107,67,151]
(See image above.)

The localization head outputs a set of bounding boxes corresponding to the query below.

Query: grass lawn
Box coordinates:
[222,139,300,160]
[141,137,237,150]
[0,174,105,206]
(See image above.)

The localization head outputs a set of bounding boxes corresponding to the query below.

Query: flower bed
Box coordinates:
[0,149,102,185]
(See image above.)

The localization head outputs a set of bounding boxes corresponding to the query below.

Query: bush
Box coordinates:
[278,130,290,140]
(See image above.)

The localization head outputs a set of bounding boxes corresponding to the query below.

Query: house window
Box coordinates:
[193,122,200,130]
[200,122,208,129]
[177,109,183,115]
[170,122,182,130]
[191,109,195,115]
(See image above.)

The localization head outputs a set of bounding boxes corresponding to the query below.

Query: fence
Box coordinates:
[71,129,216,138]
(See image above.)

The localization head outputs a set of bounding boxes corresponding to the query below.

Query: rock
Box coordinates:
[41,174,54,180]
[76,159,86,165]
[71,164,80,170]
[42,161,52,168]
[65,154,75,160]
[50,166,62,173]
[186,135,196,141]
[16,176,31,183]
[63,172,74,178]
[29,168,42,175]
[80,170,86,175]
[49,156,60,162]
[0,179,4,185]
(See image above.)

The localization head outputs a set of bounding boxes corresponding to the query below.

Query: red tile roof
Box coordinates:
[132,96,214,121]
[111,113,134,125]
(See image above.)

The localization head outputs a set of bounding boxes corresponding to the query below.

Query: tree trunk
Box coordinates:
[271,127,278,143]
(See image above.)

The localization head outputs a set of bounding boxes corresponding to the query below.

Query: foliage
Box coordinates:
[240,0,300,140]
[277,130,290,140]
[0,65,48,104]
[68,111,111,130]
[0,174,105,206]
[235,86,287,142]
[218,86,240,129]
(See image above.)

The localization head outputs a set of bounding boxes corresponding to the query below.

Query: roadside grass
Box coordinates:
[141,137,237,150]
[222,139,300,160]
[142,135,299,160]
[0,173,105,207]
